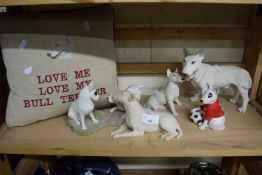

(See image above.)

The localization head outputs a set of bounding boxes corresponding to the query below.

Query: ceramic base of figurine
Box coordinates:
[110,109,125,127]
[67,109,122,136]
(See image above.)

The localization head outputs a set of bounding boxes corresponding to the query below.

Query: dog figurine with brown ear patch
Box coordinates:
[145,68,183,117]
[108,85,182,140]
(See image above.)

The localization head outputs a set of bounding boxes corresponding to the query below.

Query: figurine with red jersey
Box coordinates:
[190,84,225,130]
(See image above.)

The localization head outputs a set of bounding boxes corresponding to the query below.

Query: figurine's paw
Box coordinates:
[75,120,80,125]
[82,126,87,130]
[199,125,206,130]
[160,133,169,140]
[229,98,237,104]
[93,119,99,124]
[164,135,174,141]
[112,133,121,139]
[111,130,122,137]
[197,122,203,126]
[111,131,117,137]
[160,133,174,141]
[190,96,198,102]
[176,101,182,106]
[175,133,182,139]
[238,107,246,113]
[173,112,178,117]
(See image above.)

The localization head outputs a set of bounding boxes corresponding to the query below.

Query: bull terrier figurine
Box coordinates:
[108,85,183,140]
[68,82,100,130]
[190,84,225,131]
[145,68,183,117]
[182,48,252,113]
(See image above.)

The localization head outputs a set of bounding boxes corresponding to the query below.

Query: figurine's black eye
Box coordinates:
[208,93,213,98]
[173,74,176,76]
[94,91,98,95]
[192,61,195,64]
[194,115,198,118]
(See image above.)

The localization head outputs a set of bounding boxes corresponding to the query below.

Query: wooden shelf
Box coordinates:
[0,0,262,6]
[0,96,261,157]
[117,62,245,74]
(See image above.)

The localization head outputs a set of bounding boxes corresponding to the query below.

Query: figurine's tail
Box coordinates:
[176,124,183,139]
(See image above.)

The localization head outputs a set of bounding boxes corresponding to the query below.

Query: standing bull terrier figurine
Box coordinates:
[145,68,183,117]
[191,84,225,130]
[182,48,252,113]
[68,83,100,130]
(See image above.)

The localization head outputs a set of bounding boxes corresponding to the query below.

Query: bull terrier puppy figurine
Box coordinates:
[191,84,225,130]
[68,83,100,130]
[108,85,182,140]
[145,68,183,117]
[182,48,252,113]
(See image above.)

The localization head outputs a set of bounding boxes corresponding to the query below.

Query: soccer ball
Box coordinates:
[190,112,203,123]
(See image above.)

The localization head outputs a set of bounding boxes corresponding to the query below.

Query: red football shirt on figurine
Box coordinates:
[200,99,224,121]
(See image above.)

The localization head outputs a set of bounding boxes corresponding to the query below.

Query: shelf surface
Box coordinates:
[0,0,262,6]
[0,96,262,157]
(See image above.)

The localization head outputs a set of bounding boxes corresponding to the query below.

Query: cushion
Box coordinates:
[0,5,118,127]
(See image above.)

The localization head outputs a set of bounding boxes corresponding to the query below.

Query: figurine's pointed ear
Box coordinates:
[215,88,220,95]
[197,49,204,61]
[89,81,93,87]
[167,68,172,77]
[207,83,212,90]
[175,68,178,73]
[183,48,190,57]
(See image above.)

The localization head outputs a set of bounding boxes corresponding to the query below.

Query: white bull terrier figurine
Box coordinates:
[191,85,225,130]
[68,83,100,130]
[182,48,252,113]
[145,68,183,117]
[108,85,182,140]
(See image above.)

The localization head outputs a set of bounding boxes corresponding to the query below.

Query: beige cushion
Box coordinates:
[0,5,118,127]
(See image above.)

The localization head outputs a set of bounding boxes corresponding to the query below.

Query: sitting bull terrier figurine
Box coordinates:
[145,68,183,117]
[68,82,100,130]
[190,84,225,131]
[108,85,183,141]
[182,48,252,113]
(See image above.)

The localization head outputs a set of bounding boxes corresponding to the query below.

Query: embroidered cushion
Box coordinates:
[0,5,118,127]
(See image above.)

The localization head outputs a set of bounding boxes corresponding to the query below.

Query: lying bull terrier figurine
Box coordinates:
[108,85,183,140]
